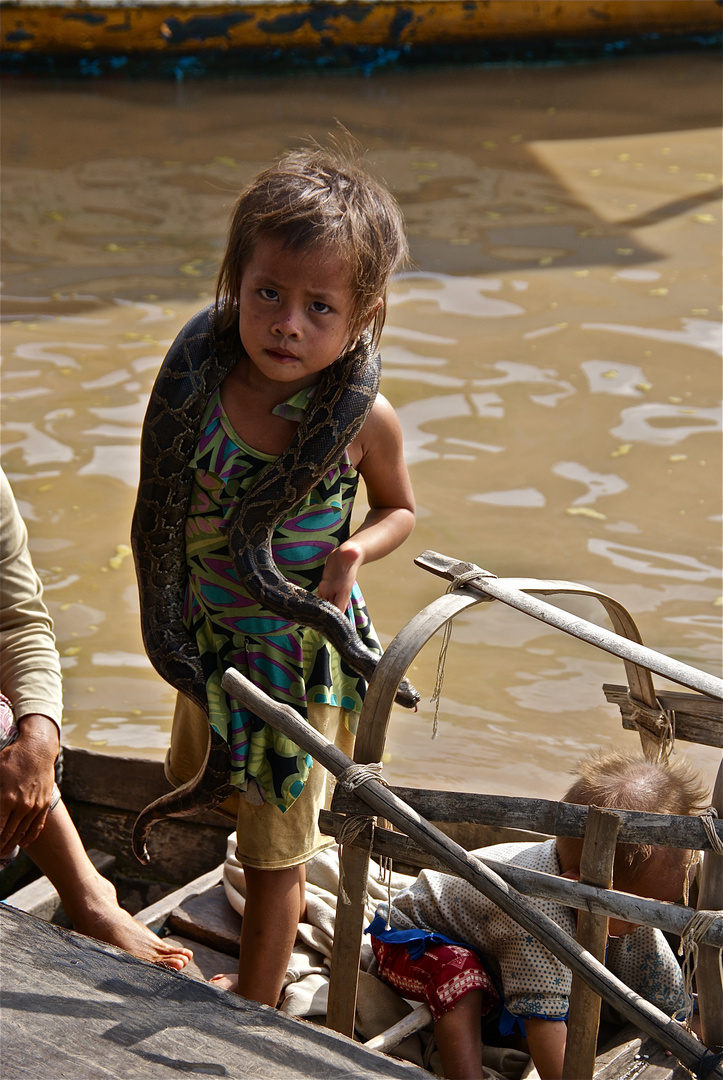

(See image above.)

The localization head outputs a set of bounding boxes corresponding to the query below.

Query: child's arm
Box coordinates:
[318,394,415,612]
[524,1018,567,1080]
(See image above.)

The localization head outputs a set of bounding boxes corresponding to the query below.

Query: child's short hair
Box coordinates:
[557,748,709,884]
[216,144,408,350]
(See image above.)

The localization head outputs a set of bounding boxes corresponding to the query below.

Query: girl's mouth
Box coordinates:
[267,348,299,362]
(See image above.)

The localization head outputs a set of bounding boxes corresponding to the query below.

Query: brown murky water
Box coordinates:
[2,54,721,801]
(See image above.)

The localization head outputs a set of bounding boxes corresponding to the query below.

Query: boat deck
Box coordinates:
[0,903,428,1080]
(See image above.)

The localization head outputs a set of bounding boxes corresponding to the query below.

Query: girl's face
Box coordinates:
[238,235,362,389]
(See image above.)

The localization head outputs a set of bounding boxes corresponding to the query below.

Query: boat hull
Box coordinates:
[2,0,721,70]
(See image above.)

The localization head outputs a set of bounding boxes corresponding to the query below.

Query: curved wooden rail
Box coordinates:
[326,551,722,1038]
[222,668,723,1080]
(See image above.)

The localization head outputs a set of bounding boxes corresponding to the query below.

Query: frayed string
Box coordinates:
[430,570,483,740]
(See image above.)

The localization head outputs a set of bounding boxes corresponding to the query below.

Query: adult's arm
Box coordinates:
[0,468,63,853]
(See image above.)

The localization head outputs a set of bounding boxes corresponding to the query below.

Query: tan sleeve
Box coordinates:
[0,468,63,731]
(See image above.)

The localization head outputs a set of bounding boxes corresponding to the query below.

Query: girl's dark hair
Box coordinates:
[216,145,408,351]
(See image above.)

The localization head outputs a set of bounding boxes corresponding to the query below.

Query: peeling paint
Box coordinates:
[62,11,106,25]
[160,12,253,45]
[389,7,414,40]
[0,0,720,73]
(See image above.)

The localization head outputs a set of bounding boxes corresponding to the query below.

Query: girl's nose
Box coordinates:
[272,308,301,337]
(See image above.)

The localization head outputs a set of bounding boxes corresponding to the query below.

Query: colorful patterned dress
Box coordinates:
[183,384,380,811]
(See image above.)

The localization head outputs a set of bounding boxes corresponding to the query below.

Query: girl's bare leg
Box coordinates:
[433,990,486,1080]
[211,863,306,1002]
[24,799,193,970]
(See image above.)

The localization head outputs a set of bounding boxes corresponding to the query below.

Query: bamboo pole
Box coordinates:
[697,758,723,1050]
[415,551,723,702]
[317,813,723,948]
[562,807,620,1079]
[221,669,722,1078]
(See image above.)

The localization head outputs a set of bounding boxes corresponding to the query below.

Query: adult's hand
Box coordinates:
[0,713,60,857]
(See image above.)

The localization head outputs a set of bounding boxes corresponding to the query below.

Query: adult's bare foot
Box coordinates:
[24,799,193,969]
[69,875,193,968]
[75,898,194,970]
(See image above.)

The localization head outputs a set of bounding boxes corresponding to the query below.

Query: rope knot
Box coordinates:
[677,909,722,1029]
[337,761,388,793]
[626,692,676,763]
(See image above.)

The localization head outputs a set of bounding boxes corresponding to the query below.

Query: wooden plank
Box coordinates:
[605,684,723,748]
[63,799,230,885]
[167,884,241,957]
[563,807,620,1080]
[414,550,723,703]
[594,1033,686,1080]
[318,812,723,949]
[133,865,224,933]
[61,746,229,827]
[222,669,720,1078]
[0,905,428,1080]
[331,787,723,851]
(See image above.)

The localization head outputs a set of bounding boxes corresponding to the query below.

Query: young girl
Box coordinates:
[133,145,415,1007]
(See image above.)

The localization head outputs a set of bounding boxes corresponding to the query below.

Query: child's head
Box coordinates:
[216,144,408,351]
[556,749,709,919]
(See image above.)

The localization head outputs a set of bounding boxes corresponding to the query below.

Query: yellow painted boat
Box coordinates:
[1,0,721,72]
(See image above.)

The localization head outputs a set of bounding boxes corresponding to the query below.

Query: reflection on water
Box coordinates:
[1,55,720,797]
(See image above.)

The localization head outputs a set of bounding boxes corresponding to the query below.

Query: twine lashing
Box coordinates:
[701,806,723,855]
[677,909,723,1030]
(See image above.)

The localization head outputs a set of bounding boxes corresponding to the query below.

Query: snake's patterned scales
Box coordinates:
[130,306,419,863]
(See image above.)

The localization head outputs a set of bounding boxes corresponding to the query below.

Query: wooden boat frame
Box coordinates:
[221,549,723,1078]
[1,0,721,73]
[3,549,721,1078]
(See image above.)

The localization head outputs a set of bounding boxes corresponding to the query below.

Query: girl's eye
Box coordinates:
[310,301,330,314]
[259,288,278,301]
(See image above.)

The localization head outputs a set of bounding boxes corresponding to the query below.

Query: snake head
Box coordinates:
[395,677,421,710]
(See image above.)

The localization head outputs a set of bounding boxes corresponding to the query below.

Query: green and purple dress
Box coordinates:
[183,384,380,812]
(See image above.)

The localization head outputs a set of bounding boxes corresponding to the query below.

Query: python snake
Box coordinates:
[130,305,419,863]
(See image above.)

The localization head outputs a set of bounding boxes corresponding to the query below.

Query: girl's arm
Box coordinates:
[524,1018,567,1080]
[318,394,415,612]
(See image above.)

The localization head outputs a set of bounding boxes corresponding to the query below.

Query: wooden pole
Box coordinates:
[318,811,723,948]
[415,551,723,701]
[221,669,722,1078]
[325,843,372,1036]
[562,807,620,1079]
[697,758,723,1049]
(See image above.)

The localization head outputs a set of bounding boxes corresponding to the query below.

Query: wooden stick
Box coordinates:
[331,787,723,851]
[562,807,620,1080]
[325,843,371,1036]
[697,759,723,1049]
[414,551,723,701]
[221,669,722,1078]
[363,1004,433,1053]
[318,812,723,948]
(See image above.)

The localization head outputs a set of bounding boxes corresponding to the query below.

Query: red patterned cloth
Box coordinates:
[371,935,499,1022]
